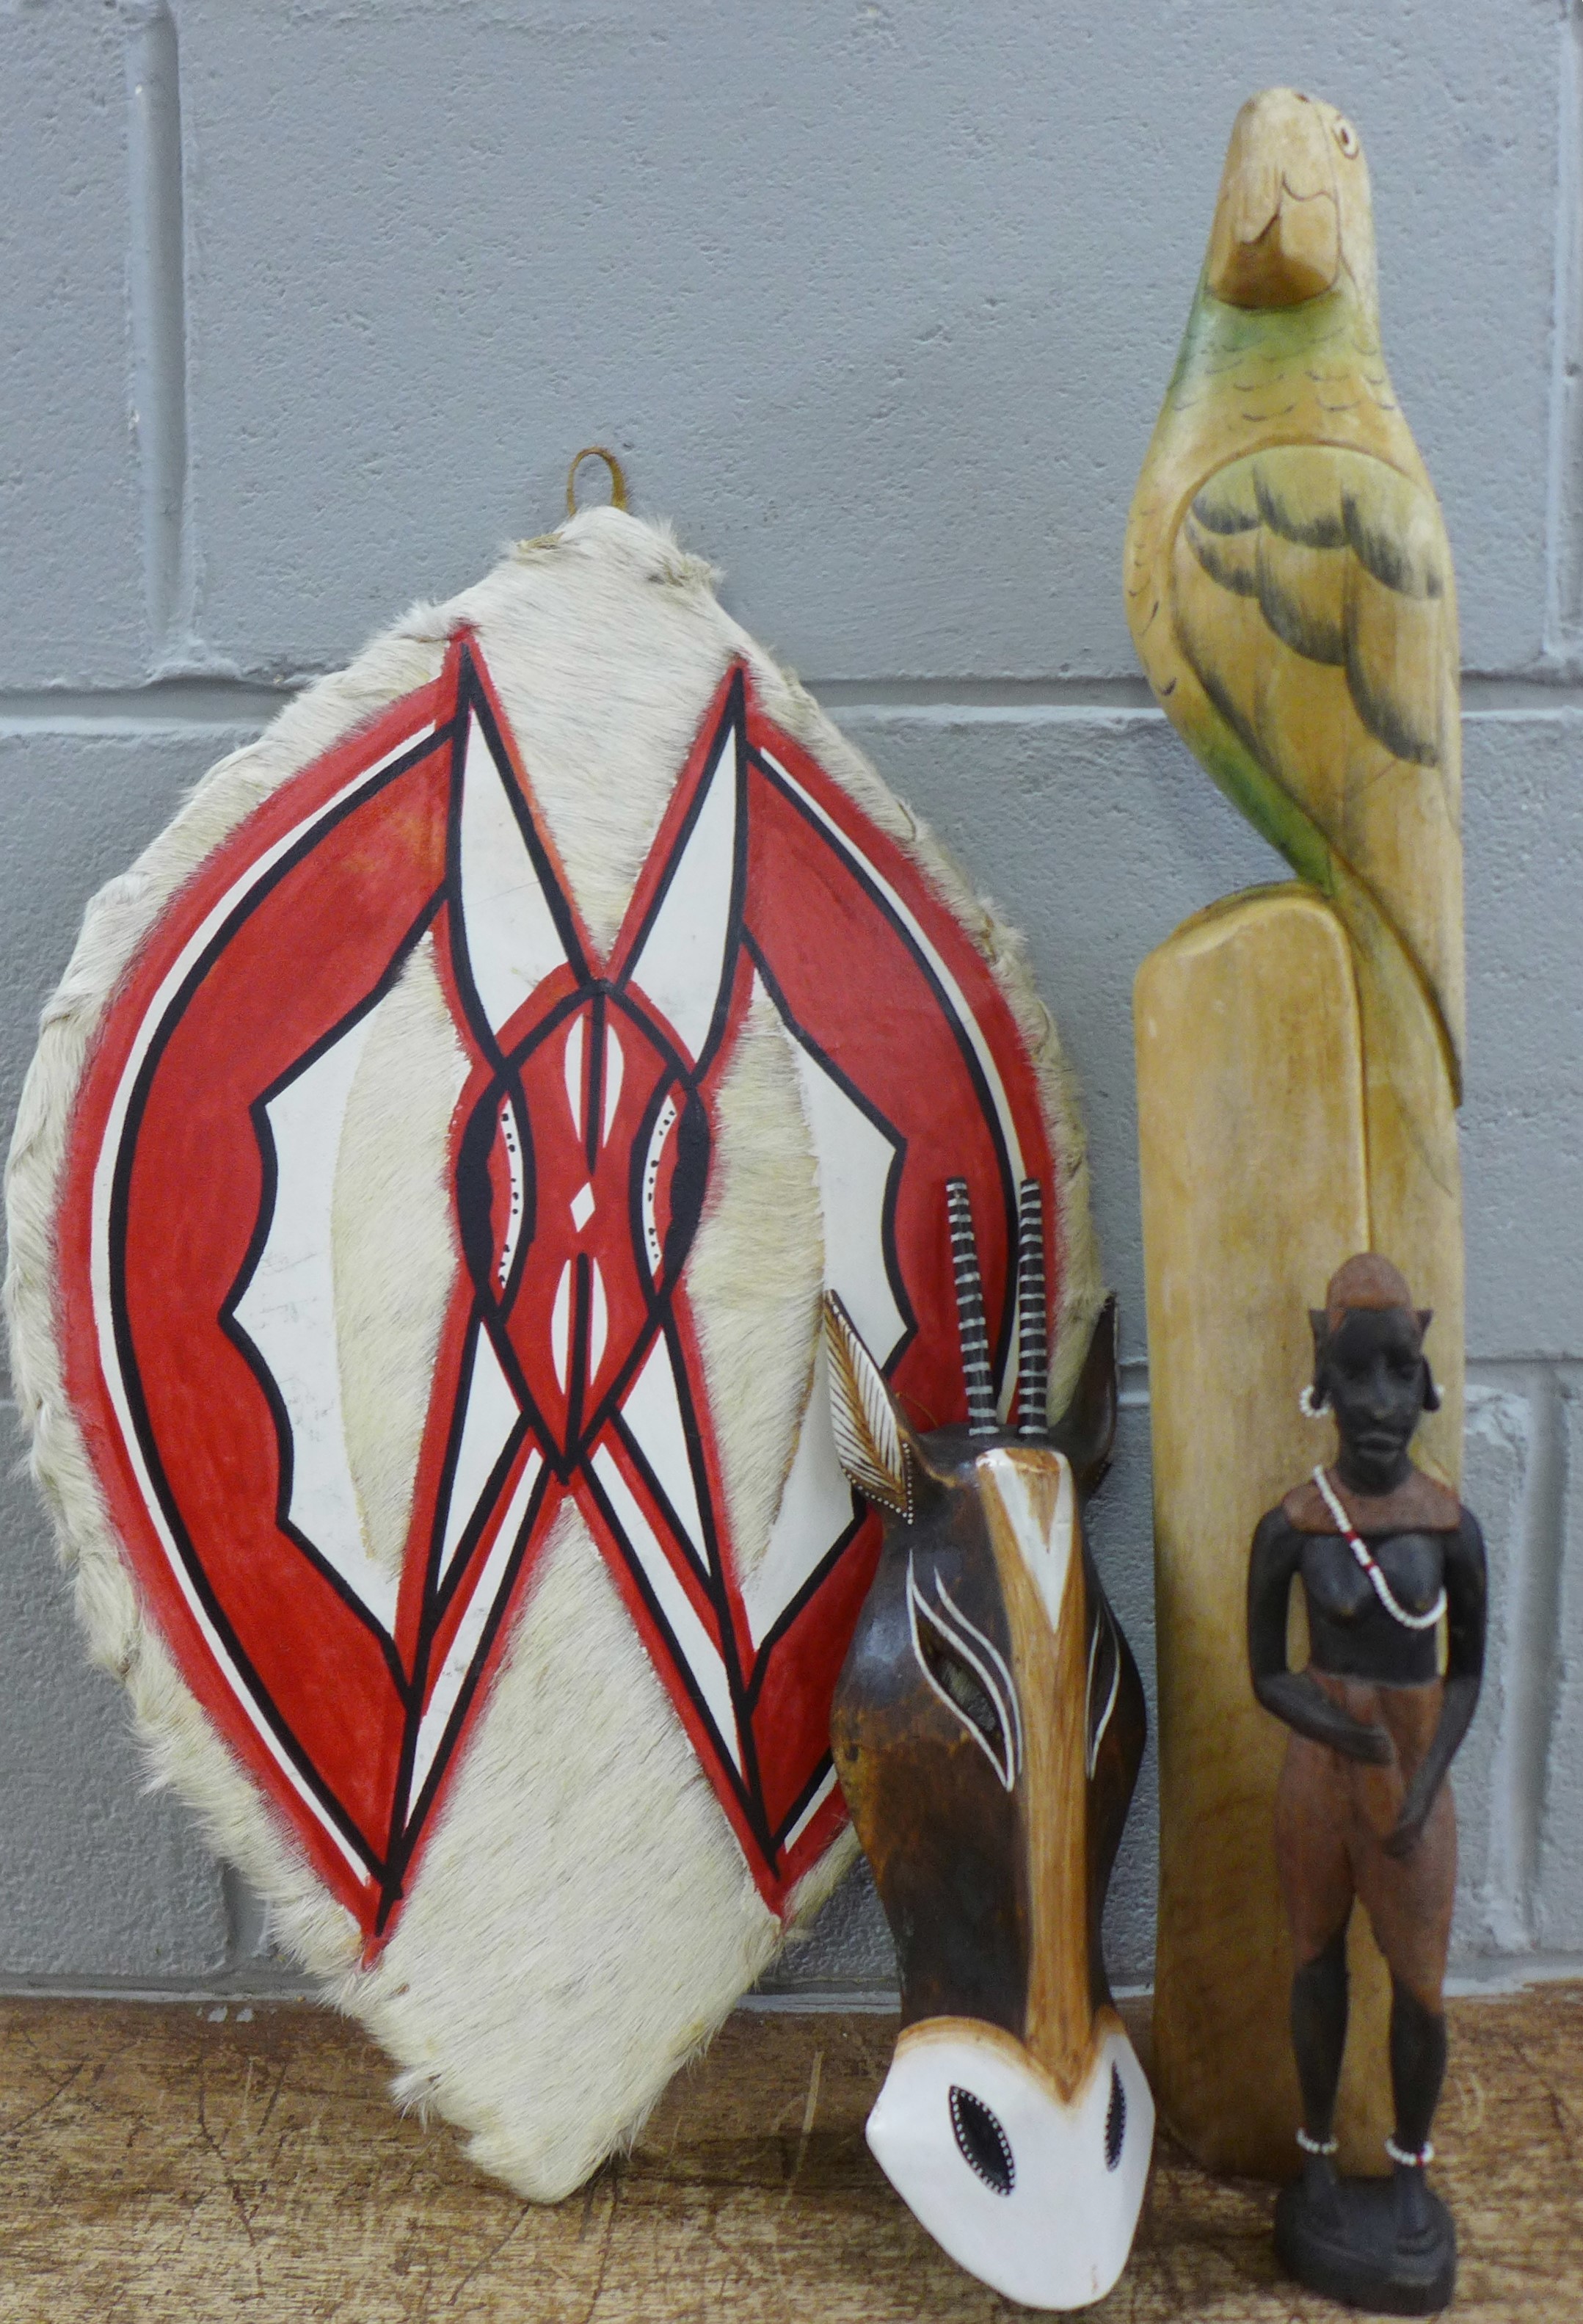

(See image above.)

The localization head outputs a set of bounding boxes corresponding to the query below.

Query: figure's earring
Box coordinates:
[1301,1311,1331,1420]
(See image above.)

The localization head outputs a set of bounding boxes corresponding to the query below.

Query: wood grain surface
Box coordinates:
[0,1986,1577,2320]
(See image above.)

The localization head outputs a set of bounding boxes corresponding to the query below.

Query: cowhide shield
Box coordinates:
[6,508,1100,2198]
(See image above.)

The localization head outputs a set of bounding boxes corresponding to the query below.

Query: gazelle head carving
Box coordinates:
[826,1180,1151,2309]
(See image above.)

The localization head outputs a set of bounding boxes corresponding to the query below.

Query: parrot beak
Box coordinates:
[1205,87,1342,308]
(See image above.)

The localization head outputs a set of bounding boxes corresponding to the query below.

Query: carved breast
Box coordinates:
[1307,1529,1445,1622]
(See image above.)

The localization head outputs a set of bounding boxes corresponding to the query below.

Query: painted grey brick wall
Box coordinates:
[1,0,1578,2000]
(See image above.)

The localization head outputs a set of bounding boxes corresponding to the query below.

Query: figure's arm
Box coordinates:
[1384,1509,1488,1856]
[1248,1510,1393,1763]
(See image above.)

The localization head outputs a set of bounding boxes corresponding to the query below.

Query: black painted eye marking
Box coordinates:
[906,1557,1022,1789]
[918,1627,1004,1750]
[1105,2063,1127,2171]
[950,2085,1014,2196]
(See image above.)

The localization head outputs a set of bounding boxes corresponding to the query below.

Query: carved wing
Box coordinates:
[1170,443,1463,1067]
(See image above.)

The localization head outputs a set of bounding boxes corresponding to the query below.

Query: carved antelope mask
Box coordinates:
[827,1180,1152,2309]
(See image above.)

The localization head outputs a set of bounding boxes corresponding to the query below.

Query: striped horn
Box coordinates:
[945,1178,998,1437]
[1016,1177,1049,1439]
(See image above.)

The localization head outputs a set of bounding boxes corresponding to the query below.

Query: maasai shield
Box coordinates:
[7,508,1100,2198]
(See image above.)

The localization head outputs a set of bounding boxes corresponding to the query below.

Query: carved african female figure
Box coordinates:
[826,1180,1151,2309]
[1249,1255,1485,2314]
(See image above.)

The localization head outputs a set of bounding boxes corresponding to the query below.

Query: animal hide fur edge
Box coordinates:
[4,508,1102,2198]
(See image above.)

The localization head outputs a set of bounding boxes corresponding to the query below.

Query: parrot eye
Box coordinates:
[1333,117,1360,158]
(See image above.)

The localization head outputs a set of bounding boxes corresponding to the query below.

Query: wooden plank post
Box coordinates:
[1136,885,1394,2176]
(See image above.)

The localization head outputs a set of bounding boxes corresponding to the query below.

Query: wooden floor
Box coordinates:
[0,1988,1577,2320]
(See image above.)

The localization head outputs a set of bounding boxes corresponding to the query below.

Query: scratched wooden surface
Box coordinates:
[0,1988,1577,2320]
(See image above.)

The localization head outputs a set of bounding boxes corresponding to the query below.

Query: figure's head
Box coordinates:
[1205,86,1377,317]
[1309,1254,1438,1489]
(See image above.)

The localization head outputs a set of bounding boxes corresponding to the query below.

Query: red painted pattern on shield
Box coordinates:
[57,636,1058,1947]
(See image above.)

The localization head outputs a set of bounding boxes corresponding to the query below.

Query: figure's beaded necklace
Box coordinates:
[1311,1467,1446,1632]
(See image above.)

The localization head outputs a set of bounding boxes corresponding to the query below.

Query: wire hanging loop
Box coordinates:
[566,446,630,517]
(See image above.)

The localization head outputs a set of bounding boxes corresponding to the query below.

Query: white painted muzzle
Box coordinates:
[865,2016,1154,2310]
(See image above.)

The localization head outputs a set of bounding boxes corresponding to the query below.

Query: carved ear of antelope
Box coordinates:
[824,1290,917,1523]
[825,1263,1153,2310]
[1051,1295,1120,1497]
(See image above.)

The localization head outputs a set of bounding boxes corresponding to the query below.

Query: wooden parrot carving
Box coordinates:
[1124,90,1465,2179]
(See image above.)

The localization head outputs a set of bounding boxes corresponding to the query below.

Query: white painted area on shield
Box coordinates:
[410,1448,545,1804]
[457,702,572,1034]
[738,984,906,1647]
[979,1445,1077,1634]
[865,2018,1154,2309]
[589,1445,742,1773]
[623,711,740,1062]
[233,1005,397,1631]
[435,1325,524,1585]
[782,1008,906,1367]
[588,1258,608,1377]
[601,1023,625,1142]
[550,1260,572,1391]
[619,1335,710,1571]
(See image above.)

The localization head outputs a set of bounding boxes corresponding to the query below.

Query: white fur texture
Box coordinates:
[688,978,824,1584]
[4,509,1100,2200]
